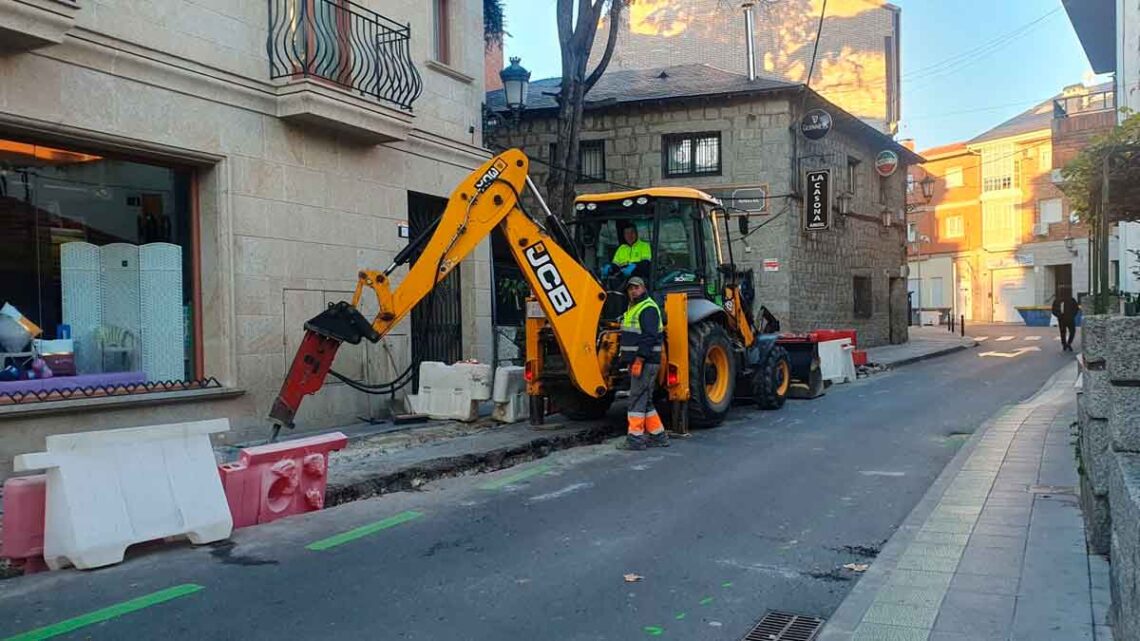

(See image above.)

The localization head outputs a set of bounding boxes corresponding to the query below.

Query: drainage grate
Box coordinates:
[742,611,825,641]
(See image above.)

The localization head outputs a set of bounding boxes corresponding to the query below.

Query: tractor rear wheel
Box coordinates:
[552,388,615,421]
[687,321,736,427]
[754,345,791,410]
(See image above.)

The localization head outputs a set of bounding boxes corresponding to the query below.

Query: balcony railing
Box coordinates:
[1053,90,1115,118]
[267,0,423,111]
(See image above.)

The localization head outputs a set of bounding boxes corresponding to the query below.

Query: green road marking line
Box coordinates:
[699,597,714,606]
[5,584,204,641]
[674,612,686,620]
[643,626,664,636]
[721,581,733,588]
[479,464,552,490]
[306,510,423,551]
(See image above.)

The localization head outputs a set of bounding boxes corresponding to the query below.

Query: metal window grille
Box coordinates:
[579,140,606,183]
[663,132,721,177]
[267,0,424,111]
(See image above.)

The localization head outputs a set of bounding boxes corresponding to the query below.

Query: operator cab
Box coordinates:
[573,188,728,317]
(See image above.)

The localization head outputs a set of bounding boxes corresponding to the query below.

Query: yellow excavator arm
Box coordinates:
[269,149,608,429]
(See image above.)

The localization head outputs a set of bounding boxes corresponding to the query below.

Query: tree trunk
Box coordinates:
[545,0,624,219]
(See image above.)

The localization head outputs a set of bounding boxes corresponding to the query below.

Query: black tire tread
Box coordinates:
[687,321,736,428]
[755,345,790,410]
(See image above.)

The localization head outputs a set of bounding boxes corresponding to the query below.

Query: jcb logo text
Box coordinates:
[524,242,576,315]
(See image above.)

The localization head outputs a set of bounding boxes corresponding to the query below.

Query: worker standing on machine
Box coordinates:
[618,276,669,450]
[601,224,652,280]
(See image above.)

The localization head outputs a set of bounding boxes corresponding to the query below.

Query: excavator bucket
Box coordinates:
[268,302,378,429]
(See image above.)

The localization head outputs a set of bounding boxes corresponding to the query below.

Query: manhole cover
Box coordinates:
[741,610,824,641]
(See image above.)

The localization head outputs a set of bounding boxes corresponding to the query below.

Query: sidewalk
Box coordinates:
[865,326,978,368]
[820,362,1111,641]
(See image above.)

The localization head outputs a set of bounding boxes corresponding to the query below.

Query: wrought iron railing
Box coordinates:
[1053,90,1116,118]
[0,377,224,405]
[267,0,423,111]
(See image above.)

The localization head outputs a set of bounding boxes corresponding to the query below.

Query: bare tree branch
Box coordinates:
[585,1,624,91]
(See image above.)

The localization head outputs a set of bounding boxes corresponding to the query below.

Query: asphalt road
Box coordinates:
[0,324,1076,641]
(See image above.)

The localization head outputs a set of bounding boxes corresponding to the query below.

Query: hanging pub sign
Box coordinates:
[875,150,900,177]
[804,169,831,231]
[800,109,832,140]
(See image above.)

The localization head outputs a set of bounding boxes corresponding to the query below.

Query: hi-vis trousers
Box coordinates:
[628,363,664,436]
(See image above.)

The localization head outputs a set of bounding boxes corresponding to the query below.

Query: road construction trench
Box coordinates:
[3,584,205,641]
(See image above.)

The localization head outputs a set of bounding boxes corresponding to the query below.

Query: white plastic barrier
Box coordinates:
[492,366,527,423]
[14,419,233,570]
[408,361,494,422]
[819,338,856,384]
[919,310,941,326]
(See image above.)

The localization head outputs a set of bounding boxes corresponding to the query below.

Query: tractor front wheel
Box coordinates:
[754,345,791,410]
[687,321,736,427]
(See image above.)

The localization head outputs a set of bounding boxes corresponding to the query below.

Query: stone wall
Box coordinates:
[491,92,909,346]
[1077,315,1140,639]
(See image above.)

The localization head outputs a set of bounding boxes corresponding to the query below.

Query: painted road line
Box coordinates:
[306,510,423,551]
[480,463,552,491]
[1025,336,1042,341]
[5,584,204,641]
[995,336,1015,342]
[974,336,989,342]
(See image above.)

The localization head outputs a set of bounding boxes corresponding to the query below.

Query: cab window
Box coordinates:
[701,205,723,298]
[653,198,701,289]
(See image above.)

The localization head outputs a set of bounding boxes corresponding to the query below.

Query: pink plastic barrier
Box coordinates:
[1,475,48,573]
[218,432,348,529]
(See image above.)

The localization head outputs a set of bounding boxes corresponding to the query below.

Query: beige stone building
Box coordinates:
[487,64,919,348]
[0,0,491,477]
[589,0,901,134]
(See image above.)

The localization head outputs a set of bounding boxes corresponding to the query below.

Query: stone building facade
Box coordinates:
[0,0,490,478]
[589,0,901,133]
[487,64,917,347]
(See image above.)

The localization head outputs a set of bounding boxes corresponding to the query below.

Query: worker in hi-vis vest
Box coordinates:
[601,225,652,279]
[616,276,669,450]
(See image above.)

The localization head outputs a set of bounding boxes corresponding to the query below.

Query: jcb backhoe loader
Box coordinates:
[268,149,790,435]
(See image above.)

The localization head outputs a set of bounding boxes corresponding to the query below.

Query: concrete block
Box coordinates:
[1111,384,1140,453]
[13,419,233,570]
[491,366,526,423]
[1108,317,1140,383]
[1083,367,1111,420]
[1081,474,1111,556]
[410,361,493,422]
[1081,314,1110,364]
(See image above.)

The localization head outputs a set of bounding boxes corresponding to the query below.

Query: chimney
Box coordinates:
[742,2,756,82]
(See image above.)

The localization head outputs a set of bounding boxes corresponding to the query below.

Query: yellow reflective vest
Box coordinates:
[612,239,652,266]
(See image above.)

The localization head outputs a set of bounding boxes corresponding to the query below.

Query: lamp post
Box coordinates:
[908,174,936,323]
[499,56,530,124]
[484,57,531,143]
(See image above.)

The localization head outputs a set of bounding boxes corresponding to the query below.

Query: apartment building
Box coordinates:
[0,0,490,478]
[906,83,1116,323]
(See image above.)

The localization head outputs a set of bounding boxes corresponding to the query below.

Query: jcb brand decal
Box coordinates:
[474,158,508,193]
[525,242,576,315]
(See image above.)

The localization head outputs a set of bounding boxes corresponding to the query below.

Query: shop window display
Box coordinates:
[0,138,196,400]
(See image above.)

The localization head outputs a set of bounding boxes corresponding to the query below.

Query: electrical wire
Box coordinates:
[804,0,828,89]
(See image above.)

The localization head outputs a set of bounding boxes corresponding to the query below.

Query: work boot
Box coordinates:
[647,431,670,448]
[617,434,648,450]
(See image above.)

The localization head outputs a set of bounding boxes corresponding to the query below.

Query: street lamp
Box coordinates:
[500,56,531,118]
[920,175,936,203]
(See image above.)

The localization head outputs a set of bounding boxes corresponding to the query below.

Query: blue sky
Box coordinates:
[499,0,1105,150]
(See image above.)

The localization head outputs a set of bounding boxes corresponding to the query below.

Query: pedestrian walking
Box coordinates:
[617,277,668,450]
[1051,289,1080,352]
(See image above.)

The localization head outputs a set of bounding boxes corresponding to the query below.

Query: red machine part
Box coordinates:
[269,331,342,428]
